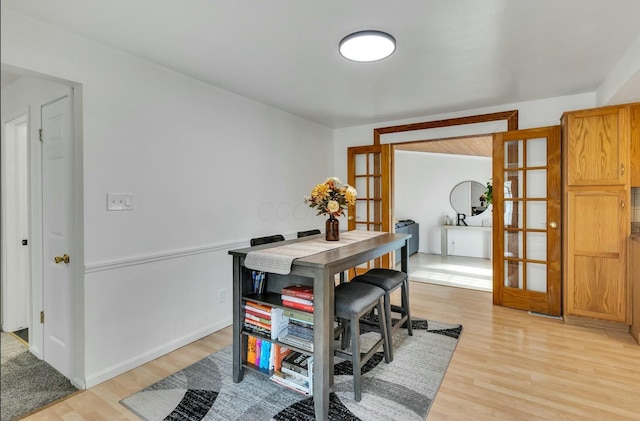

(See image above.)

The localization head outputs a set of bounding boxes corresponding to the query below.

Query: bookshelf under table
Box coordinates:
[229,232,411,421]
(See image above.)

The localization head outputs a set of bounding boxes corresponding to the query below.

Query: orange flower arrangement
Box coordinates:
[304,177,357,217]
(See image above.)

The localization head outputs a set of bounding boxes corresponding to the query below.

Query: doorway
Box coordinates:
[0,68,83,388]
[393,135,494,292]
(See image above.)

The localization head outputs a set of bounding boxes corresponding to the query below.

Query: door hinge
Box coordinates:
[39,129,43,141]
[40,311,44,323]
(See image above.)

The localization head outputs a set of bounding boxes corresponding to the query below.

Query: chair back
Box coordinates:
[250,234,285,246]
[297,229,321,238]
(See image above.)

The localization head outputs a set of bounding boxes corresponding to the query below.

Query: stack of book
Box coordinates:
[270,351,313,396]
[278,285,314,351]
[243,300,291,372]
[280,285,314,312]
[243,301,289,340]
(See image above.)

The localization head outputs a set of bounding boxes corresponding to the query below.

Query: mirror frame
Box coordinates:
[449,180,487,216]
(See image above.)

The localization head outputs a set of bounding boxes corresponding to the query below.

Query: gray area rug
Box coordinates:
[121,319,462,421]
[1,332,78,421]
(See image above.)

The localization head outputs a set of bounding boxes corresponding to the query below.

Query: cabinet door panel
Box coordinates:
[571,256,626,321]
[631,104,640,186]
[566,189,628,322]
[565,108,627,186]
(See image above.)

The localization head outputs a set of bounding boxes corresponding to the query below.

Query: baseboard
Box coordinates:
[83,317,232,388]
[563,314,630,333]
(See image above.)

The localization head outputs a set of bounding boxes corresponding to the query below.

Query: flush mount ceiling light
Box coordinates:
[339,30,396,62]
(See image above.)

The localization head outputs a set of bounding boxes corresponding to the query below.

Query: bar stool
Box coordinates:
[250,234,284,246]
[350,268,412,361]
[296,229,321,238]
[333,281,390,402]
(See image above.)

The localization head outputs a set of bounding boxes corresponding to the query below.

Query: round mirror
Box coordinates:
[450,180,487,216]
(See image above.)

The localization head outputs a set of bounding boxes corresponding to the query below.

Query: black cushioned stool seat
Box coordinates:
[333,281,390,402]
[350,268,412,361]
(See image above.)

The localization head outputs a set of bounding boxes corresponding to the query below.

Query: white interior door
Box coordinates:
[1,115,30,332]
[41,96,73,377]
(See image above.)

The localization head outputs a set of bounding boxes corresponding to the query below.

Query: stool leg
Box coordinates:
[402,279,413,336]
[383,292,394,362]
[351,314,362,402]
[341,318,351,350]
[377,298,391,363]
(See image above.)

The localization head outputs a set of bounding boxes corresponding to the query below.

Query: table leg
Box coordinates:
[313,269,333,420]
[232,256,244,383]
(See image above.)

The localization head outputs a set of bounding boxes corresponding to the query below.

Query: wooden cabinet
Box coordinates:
[562,103,639,326]
[631,104,640,186]
[631,238,640,344]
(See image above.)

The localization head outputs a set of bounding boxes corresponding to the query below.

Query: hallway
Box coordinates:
[405,252,492,292]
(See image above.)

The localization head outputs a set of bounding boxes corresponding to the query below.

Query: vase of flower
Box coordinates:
[326,214,340,241]
[304,177,357,242]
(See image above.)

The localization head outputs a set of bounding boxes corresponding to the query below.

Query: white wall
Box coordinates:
[394,151,492,254]
[2,9,333,387]
[332,93,596,181]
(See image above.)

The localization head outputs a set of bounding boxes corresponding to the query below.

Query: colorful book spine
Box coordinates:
[282,352,312,376]
[245,301,273,313]
[260,341,271,369]
[245,313,271,324]
[280,295,314,306]
[282,308,314,323]
[281,285,314,301]
[273,345,291,372]
[282,300,314,313]
[255,338,262,367]
[242,323,270,337]
[278,334,314,352]
[270,372,312,396]
[245,303,271,315]
[245,318,271,330]
[247,336,257,365]
[270,307,289,340]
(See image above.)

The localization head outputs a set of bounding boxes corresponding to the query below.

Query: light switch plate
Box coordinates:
[107,193,133,211]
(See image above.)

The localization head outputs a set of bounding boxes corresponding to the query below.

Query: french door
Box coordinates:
[347,144,394,271]
[492,126,562,316]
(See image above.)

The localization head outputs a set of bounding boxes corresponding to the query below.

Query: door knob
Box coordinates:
[54,254,70,264]
[549,221,558,229]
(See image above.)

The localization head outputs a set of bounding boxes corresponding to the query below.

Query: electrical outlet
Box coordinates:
[219,288,227,304]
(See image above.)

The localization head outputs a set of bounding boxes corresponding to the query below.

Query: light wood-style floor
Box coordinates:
[22,282,640,421]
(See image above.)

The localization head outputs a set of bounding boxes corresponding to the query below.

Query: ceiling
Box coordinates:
[395,135,492,157]
[2,0,640,129]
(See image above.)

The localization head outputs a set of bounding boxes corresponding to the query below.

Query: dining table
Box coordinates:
[228,231,411,420]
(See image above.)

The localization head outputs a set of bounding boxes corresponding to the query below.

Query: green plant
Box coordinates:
[482,180,493,205]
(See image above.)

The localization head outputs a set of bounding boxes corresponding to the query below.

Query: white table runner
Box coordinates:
[244,231,385,274]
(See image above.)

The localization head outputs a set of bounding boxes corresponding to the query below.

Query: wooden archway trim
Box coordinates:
[372,110,519,144]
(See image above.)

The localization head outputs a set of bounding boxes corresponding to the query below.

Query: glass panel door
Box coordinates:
[347,144,393,272]
[493,126,561,316]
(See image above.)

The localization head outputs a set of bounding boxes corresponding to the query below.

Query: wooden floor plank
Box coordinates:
[20,282,640,420]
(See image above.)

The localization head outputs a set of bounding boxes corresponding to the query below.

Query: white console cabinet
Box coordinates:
[441,225,492,259]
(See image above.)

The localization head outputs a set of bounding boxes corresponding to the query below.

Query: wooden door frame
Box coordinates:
[372,110,519,144]
[354,110,518,271]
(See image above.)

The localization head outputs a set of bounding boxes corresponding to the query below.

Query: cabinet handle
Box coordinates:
[621,200,625,210]
[621,164,625,175]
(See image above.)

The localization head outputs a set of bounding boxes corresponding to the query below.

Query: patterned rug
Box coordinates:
[121,319,462,421]
[1,332,78,421]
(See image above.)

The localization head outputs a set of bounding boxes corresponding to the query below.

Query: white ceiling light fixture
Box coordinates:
[339,30,396,62]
